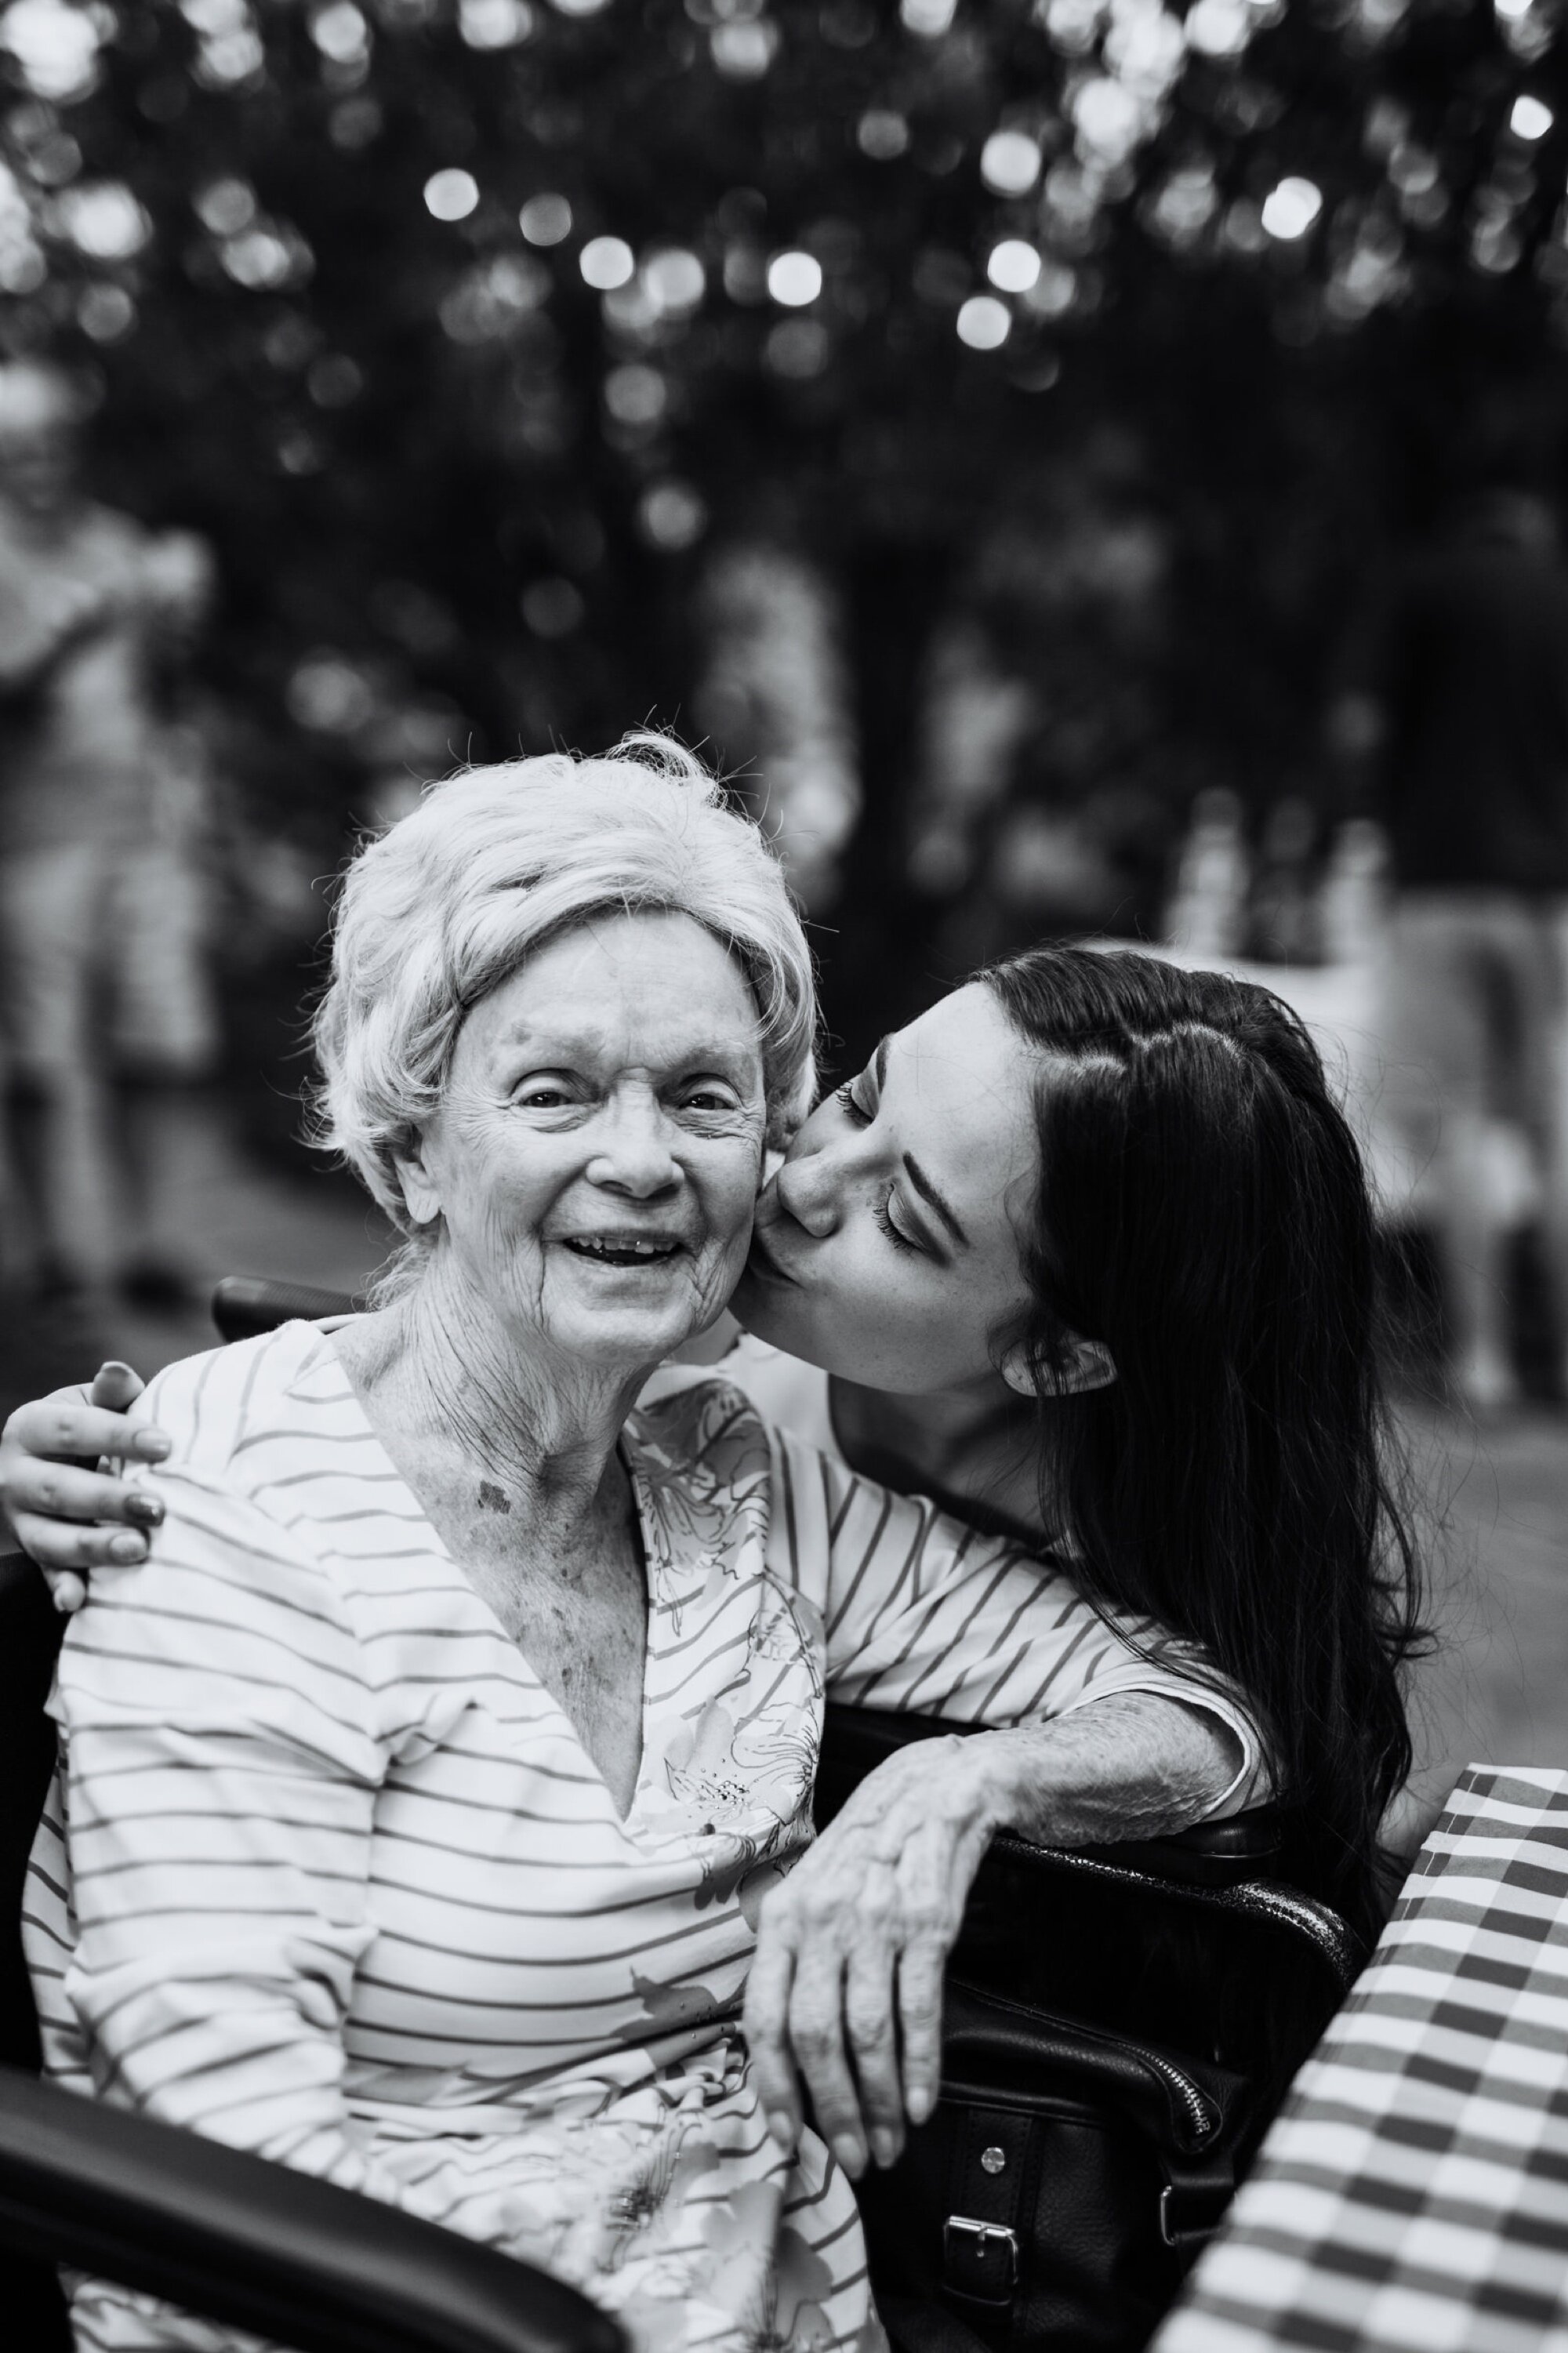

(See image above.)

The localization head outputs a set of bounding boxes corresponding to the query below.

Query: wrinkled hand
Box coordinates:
[743,1734,999,2181]
[0,1363,169,1610]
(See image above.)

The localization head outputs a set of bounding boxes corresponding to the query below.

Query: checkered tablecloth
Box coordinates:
[1152,1765,1568,2353]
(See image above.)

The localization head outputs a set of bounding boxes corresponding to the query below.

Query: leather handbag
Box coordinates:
[814,1703,1360,2353]
[854,1980,1247,2353]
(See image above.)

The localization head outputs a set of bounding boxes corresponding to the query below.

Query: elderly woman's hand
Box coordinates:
[0,1363,168,1609]
[742,1734,999,2181]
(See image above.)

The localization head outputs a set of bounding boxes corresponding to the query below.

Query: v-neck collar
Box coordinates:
[293,1324,670,1833]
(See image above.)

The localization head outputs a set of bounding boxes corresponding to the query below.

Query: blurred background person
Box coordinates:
[1328,481,1568,1414]
[0,358,218,1306]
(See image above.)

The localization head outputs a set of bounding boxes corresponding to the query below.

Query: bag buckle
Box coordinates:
[943,2213,1019,2293]
[1160,2183,1227,2250]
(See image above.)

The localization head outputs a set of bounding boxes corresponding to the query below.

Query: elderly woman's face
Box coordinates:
[397,910,768,1370]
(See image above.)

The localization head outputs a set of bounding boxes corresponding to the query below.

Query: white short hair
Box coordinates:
[311,735,818,1281]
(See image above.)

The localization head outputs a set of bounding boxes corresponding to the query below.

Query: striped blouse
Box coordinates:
[25,1320,1262,2353]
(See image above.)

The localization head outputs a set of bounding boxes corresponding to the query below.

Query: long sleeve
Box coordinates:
[53,1464,450,2222]
[766,1420,1268,1812]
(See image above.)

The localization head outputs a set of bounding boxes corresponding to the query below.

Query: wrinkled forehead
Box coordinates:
[458,907,768,1075]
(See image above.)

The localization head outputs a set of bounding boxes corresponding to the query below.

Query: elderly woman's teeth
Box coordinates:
[564,1236,680,1265]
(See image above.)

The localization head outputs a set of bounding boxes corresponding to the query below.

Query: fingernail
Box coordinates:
[831,2135,865,2181]
[124,1494,163,1527]
[109,1533,147,1563]
[871,2129,898,2170]
[99,1361,134,1381]
[906,2087,933,2127]
[52,1583,78,1614]
[136,1435,171,1461]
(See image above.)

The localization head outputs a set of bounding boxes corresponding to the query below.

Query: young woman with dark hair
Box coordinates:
[693,944,1421,1947]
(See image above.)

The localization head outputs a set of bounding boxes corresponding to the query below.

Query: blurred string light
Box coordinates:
[440,252,549,340]
[900,0,956,33]
[979,129,1042,196]
[194,176,256,236]
[519,192,572,245]
[767,249,822,305]
[457,0,536,44]
[1184,0,1252,61]
[637,479,707,551]
[310,3,371,67]
[1511,94,1554,140]
[710,17,779,79]
[55,181,151,260]
[765,315,829,376]
[1261,176,1323,239]
[580,234,634,289]
[987,237,1041,292]
[858,109,910,160]
[521,577,584,637]
[0,0,105,103]
[183,0,267,94]
[603,361,666,424]
[956,292,1010,348]
[78,283,134,342]
[424,169,479,222]
[549,0,612,13]
[642,246,705,314]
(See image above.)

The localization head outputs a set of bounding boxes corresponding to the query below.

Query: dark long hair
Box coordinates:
[980,946,1425,1943]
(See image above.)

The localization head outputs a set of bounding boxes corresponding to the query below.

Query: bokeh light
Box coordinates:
[637,479,708,550]
[58,183,152,262]
[956,293,1011,349]
[642,247,706,314]
[519,193,572,246]
[858,111,910,162]
[1261,177,1323,240]
[424,169,479,223]
[900,0,956,32]
[979,129,1042,197]
[458,0,535,45]
[0,0,104,103]
[987,238,1042,294]
[768,250,822,306]
[579,234,634,289]
[521,577,584,637]
[1511,95,1554,140]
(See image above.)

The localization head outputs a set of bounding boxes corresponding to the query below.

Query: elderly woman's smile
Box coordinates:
[390,907,768,1370]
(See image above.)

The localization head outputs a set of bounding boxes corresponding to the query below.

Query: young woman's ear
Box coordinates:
[1000,1336,1117,1399]
[393,1138,443,1229]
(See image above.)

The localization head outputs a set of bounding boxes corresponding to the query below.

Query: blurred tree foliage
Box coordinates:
[0,0,1563,1017]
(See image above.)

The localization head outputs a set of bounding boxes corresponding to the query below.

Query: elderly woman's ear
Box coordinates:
[394,1138,444,1229]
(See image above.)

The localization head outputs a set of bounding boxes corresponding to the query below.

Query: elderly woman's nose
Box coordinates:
[584,1094,683,1196]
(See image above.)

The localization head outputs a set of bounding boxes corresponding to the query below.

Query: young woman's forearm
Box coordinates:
[972,1690,1247,1847]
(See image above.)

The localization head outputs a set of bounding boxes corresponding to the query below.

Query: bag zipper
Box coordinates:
[950,1982,1221,2151]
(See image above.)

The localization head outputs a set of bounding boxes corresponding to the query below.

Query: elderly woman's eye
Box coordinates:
[516,1079,579,1109]
[682,1085,739,1113]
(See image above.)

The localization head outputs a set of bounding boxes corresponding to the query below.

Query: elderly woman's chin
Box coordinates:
[527,1242,747,1371]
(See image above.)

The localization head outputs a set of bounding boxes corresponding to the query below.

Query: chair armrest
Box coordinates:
[212,1276,359,1342]
[817,1701,1284,1886]
[0,2070,626,2353]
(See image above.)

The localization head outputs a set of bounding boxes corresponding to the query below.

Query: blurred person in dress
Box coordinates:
[0,358,220,1306]
[1328,481,1568,1413]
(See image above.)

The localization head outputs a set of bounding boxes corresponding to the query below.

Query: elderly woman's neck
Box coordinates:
[339,1276,648,1509]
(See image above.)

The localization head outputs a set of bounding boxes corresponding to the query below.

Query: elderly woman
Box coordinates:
[20,740,1266,2353]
